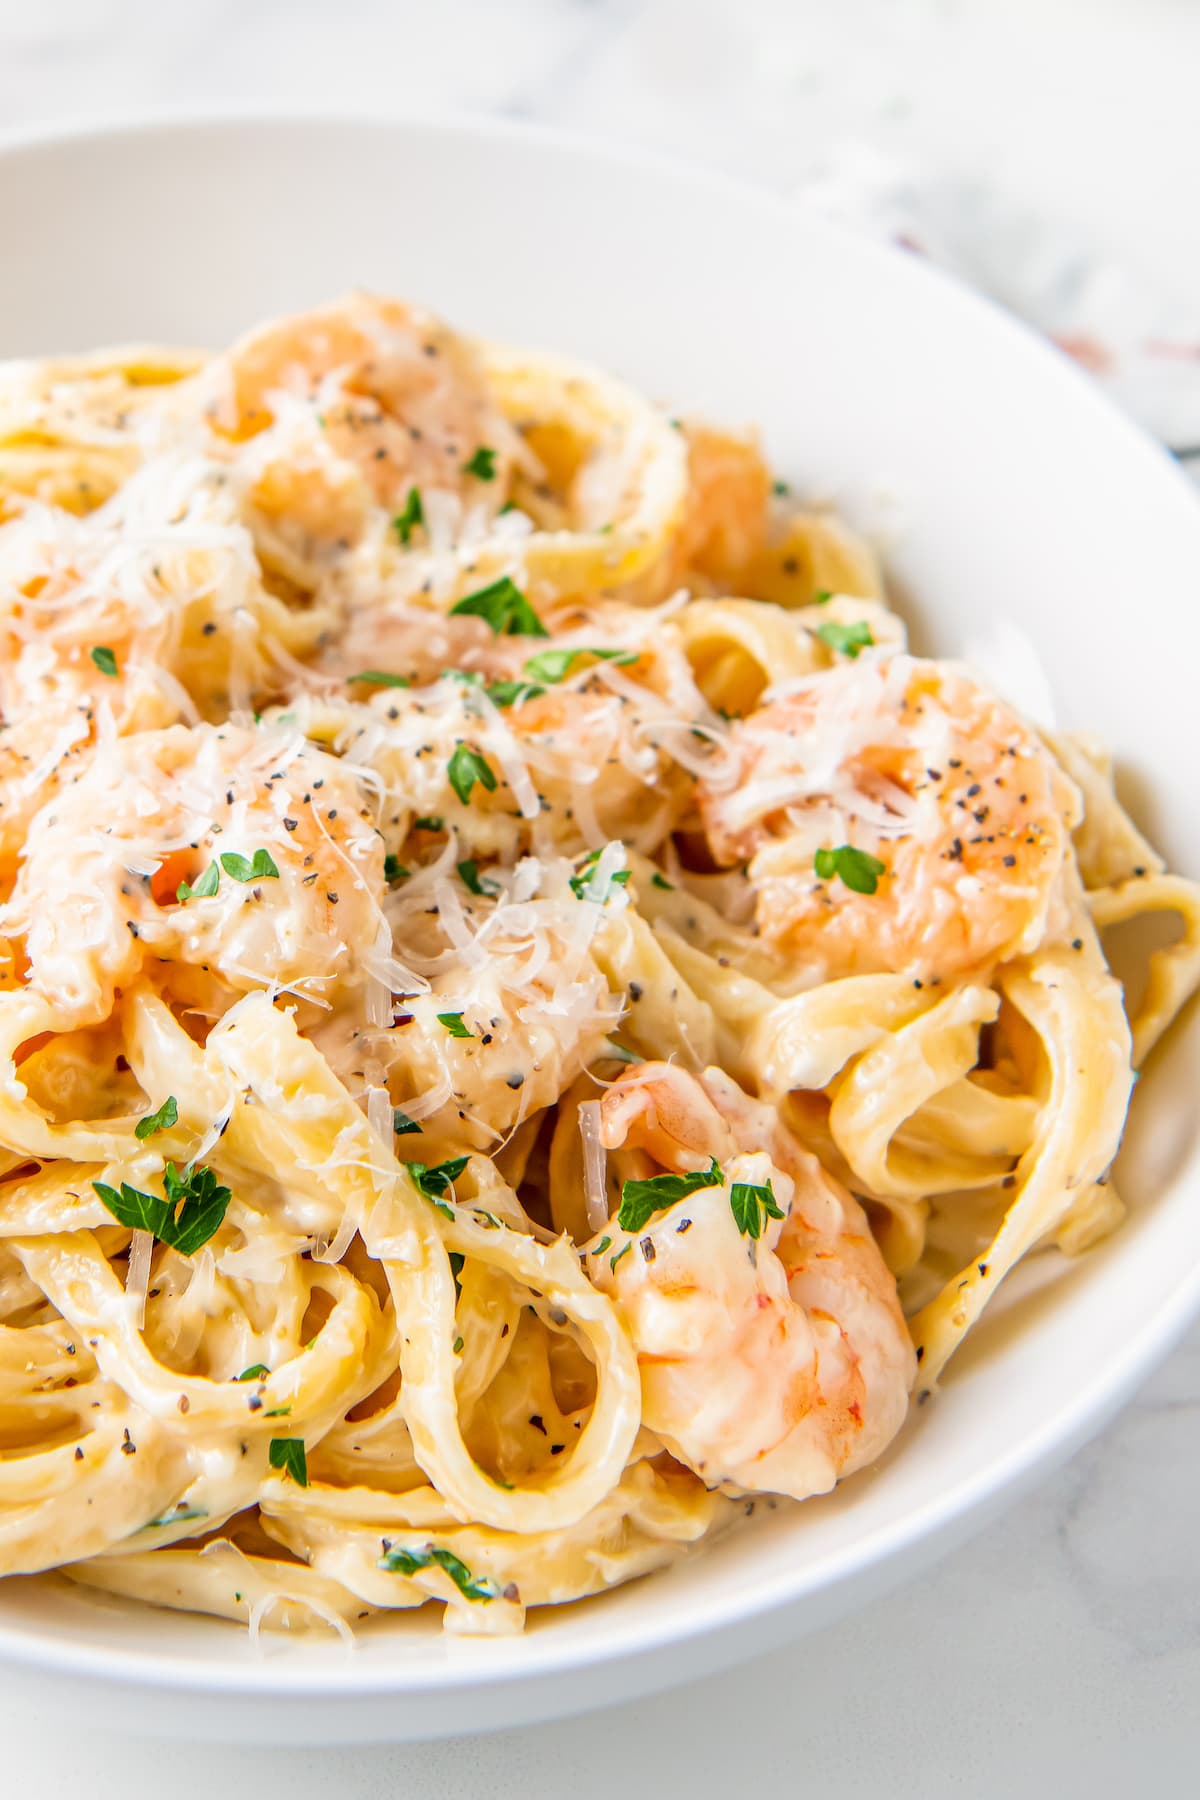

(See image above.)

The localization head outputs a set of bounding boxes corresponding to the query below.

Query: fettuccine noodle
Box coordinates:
[0,293,1193,1638]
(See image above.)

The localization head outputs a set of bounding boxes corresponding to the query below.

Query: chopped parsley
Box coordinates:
[220,848,279,883]
[453,1336,465,1355]
[90,645,119,678]
[383,854,409,884]
[617,1160,724,1233]
[485,678,544,708]
[812,588,834,605]
[457,858,499,897]
[378,1542,498,1602]
[134,1095,178,1141]
[462,446,498,481]
[414,815,443,831]
[407,1156,470,1219]
[772,479,790,497]
[93,1161,232,1256]
[815,619,874,659]
[237,1364,269,1382]
[522,646,637,684]
[268,1438,308,1486]
[569,848,632,903]
[450,576,548,638]
[814,844,886,895]
[447,743,497,805]
[436,1012,474,1039]
[729,1178,785,1239]
[347,670,412,688]
[650,872,674,891]
[392,1109,422,1137]
[393,486,424,544]
[593,1236,612,1256]
[609,1241,632,1275]
[176,861,219,901]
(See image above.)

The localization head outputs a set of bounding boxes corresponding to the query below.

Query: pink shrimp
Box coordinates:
[589,1062,914,1499]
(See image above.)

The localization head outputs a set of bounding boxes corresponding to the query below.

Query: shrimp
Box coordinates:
[697,654,1078,984]
[588,1062,914,1499]
[207,294,513,565]
[1,722,386,1028]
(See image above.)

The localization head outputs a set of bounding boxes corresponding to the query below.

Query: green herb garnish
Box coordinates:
[91,645,118,678]
[609,1241,632,1274]
[237,1365,269,1382]
[462,447,498,481]
[450,576,548,638]
[569,850,632,903]
[176,862,219,902]
[484,679,544,708]
[393,1109,422,1137]
[134,1095,178,1141]
[413,815,443,831]
[393,486,424,544]
[383,854,408,884]
[650,872,674,891]
[93,1161,232,1256]
[617,1160,724,1233]
[347,670,412,688]
[447,743,497,805]
[457,858,499,897]
[436,1012,474,1039]
[729,1178,786,1239]
[268,1438,308,1486]
[522,646,637,684]
[220,848,279,883]
[813,844,886,895]
[815,619,874,659]
[407,1156,470,1219]
[378,1542,498,1602]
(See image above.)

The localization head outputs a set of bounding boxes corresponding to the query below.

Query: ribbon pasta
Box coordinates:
[0,293,1192,1638]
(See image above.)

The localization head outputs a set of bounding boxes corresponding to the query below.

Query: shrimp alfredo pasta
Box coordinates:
[0,294,1196,1641]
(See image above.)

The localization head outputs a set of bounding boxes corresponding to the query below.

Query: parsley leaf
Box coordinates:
[447,743,497,805]
[237,1364,269,1382]
[93,1160,232,1256]
[772,479,790,497]
[393,486,424,545]
[650,872,674,891]
[569,848,632,903]
[729,1178,786,1239]
[383,854,408,884]
[457,858,499,897]
[413,814,443,831]
[347,670,412,688]
[176,862,219,901]
[522,646,637,684]
[450,577,548,638]
[815,619,874,659]
[377,1542,498,1602]
[407,1156,470,1218]
[268,1437,308,1486]
[609,1241,632,1274]
[90,645,119,678]
[462,446,498,481]
[484,678,544,708]
[813,844,886,895]
[393,1109,422,1137]
[812,588,834,605]
[134,1095,178,1140]
[617,1160,724,1232]
[436,1012,474,1039]
[220,848,279,883]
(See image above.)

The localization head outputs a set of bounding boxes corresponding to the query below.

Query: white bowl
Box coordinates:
[0,112,1197,1746]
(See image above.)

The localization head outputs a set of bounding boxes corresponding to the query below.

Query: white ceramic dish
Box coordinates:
[0,111,1197,1746]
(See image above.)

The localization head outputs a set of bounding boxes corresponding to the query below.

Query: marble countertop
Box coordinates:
[0,2,1197,1793]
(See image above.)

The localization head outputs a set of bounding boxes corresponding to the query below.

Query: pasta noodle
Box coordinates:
[0,292,1193,1638]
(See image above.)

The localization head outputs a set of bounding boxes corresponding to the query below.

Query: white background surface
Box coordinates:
[0,2,1197,1794]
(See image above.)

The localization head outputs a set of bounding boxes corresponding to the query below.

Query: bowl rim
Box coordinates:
[0,103,1198,1703]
